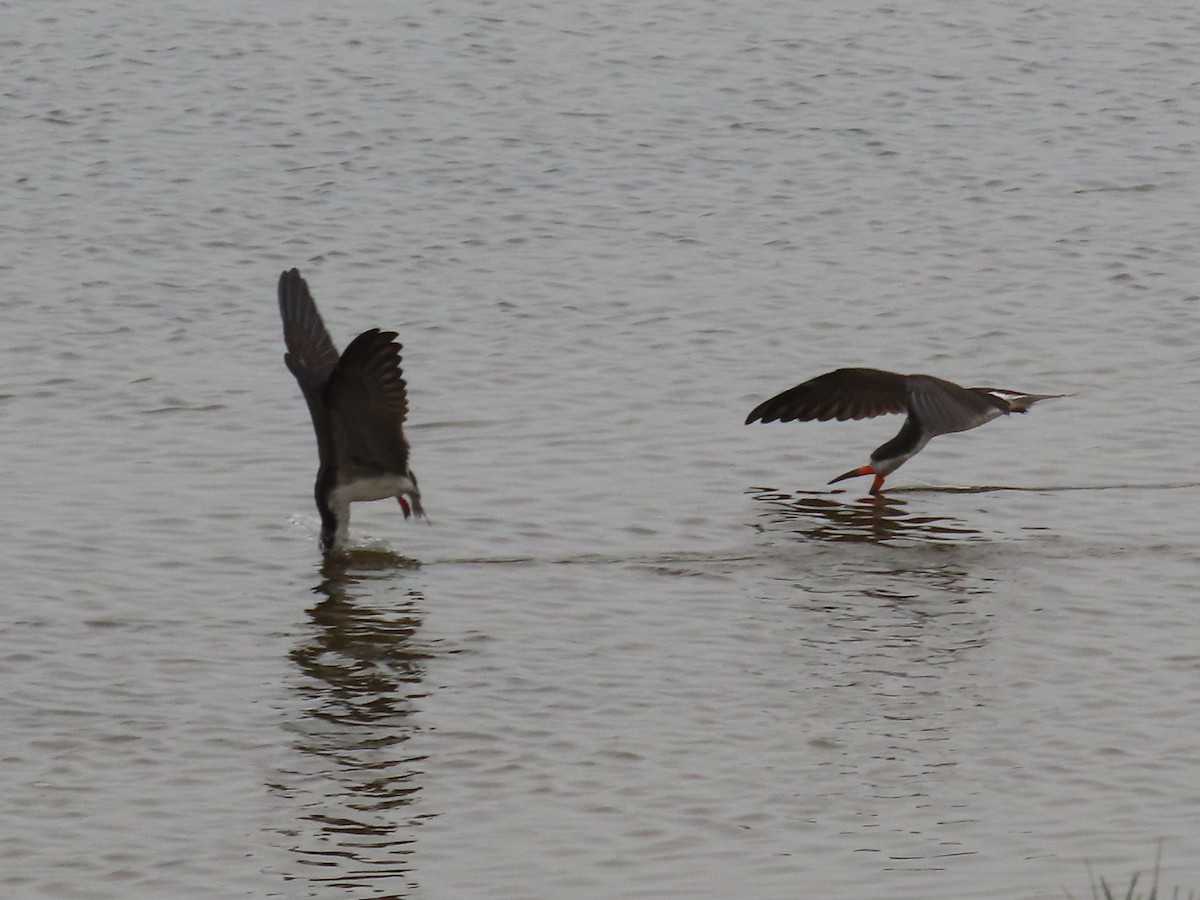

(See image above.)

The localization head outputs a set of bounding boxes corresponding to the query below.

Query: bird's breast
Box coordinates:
[329,473,418,505]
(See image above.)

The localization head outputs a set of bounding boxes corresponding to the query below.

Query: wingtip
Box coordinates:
[744,401,775,425]
[278,267,309,316]
[343,328,403,357]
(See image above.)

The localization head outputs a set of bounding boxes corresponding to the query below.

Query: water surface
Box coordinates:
[3,1,1200,898]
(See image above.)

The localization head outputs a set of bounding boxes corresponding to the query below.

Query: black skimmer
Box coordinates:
[278,268,425,553]
[745,367,1063,494]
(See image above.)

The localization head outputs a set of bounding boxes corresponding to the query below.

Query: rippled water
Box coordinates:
[4,1,1200,898]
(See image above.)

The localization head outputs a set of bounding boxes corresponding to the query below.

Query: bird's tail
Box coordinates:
[976,388,1070,414]
[401,472,429,522]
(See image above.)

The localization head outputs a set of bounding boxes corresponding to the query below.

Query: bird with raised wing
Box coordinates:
[278,268,425,553]
[745,367,1063,494]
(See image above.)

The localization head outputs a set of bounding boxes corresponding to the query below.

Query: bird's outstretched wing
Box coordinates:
[745,367,910,424]
[324,329,411,475]
[279,269,342,453]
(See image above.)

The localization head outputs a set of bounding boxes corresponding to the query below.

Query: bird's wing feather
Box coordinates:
[278,269,342,457]
[324,329,411,475]
[745,368,910,424]
[906,374,1007,437]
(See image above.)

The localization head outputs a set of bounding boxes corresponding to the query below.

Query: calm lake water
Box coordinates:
[4,1,1200,898]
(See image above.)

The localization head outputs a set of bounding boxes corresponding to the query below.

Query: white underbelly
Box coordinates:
[331,474,417,506]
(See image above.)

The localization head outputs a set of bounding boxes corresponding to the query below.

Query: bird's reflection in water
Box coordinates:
[277,550,430,898]
[749,486,981,544]
[749,487,995,698]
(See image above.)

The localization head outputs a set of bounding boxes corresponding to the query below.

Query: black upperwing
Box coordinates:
[745,367,910,425]
[323,328,412,478]
[279,268,341,455]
